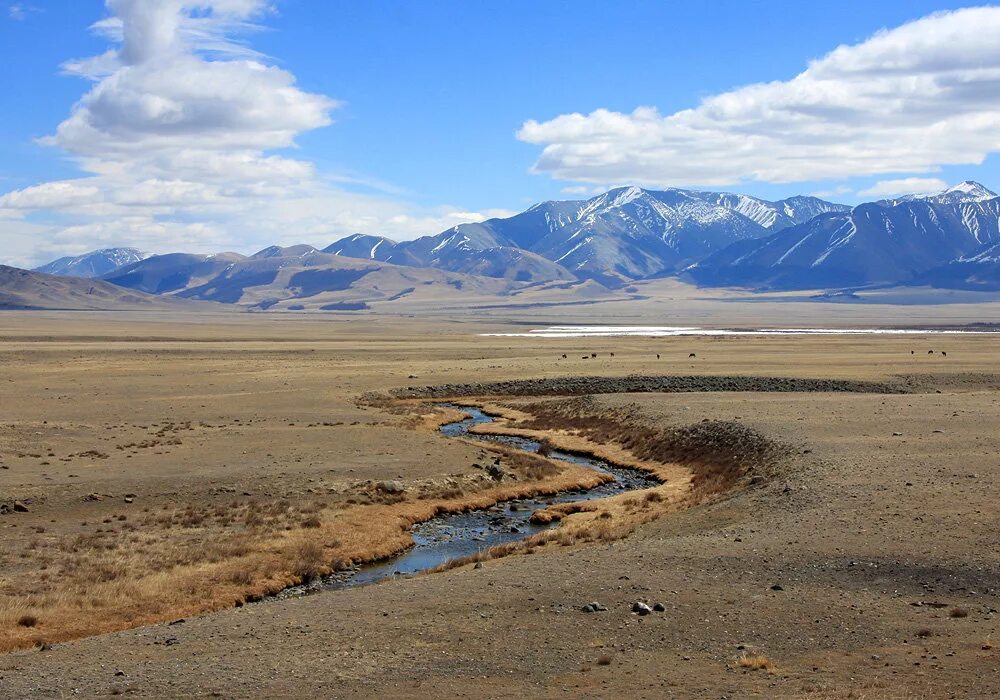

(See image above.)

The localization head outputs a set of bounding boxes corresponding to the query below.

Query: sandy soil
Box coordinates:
[0,310,998,698]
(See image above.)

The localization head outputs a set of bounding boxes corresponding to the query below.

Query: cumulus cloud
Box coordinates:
[518,7,1000,188]
[857,177,949,198]
[1,0,494,267]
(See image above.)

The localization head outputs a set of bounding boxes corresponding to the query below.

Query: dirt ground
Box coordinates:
[0,310,998,698]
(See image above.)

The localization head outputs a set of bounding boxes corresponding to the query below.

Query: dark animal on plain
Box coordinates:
[689,353,697,358]
[656,354,660,359]
[928,350,934,354]
[610,352,615,357]
[911,350,915,354]
[942,351,947,357]
[591,352,597,358]
[561,354,567,359]
[582,355,589,360]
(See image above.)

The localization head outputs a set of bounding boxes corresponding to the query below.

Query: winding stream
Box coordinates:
[280,405,657,595]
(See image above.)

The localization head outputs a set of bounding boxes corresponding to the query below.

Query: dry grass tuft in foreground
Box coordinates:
[736,654,774,671]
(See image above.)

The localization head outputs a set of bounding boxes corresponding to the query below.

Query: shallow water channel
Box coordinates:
[280,405,657,595]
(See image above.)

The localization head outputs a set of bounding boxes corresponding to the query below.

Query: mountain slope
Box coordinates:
[103,248,529,309]
[102,253,249,295]
[0,265,198,310]
[911,241,1000,291]
[34,248,149,278]
[687,192,1000,290]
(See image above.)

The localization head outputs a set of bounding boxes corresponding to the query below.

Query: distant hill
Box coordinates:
[102,249,527,310]
[0,265,199,310]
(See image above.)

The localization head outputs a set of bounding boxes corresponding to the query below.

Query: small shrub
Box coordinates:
[301,516,322,529]
[596,655,612,666]
[950,607,969,618]
[17,614,39,628]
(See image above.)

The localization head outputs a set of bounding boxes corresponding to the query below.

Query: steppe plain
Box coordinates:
[0,301,998,698]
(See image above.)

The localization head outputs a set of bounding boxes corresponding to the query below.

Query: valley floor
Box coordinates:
[0,311,998,698]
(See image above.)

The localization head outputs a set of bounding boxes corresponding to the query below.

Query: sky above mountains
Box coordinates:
[2,0,999,266]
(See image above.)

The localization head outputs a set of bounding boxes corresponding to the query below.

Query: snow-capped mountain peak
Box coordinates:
[33,247,149,278]
[884,181,997,206]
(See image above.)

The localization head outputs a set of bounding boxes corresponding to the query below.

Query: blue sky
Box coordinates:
[1,1,999,265]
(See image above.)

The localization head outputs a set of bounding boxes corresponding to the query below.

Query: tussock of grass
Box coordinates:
[737,654,774,671]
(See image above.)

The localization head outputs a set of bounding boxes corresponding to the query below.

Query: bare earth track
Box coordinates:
[0,311,997,698]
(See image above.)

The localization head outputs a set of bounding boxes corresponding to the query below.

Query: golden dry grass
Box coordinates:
[736,653,774,671]
[0,406,622,652]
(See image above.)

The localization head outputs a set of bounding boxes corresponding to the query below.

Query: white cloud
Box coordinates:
[7,3,38,20]
[559,185,607,196]
[518,7,1000,188]
[0,0,494,267]
[857,177,949,198]
[809,185,854,199]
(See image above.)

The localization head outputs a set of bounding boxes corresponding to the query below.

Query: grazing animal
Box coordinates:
[656,354,660,359]
[942,351,947,357]
[610,352,615,357]
[928,350,934,354]
[561,354,567,359]
[911,350,915,355]
[689,353,697,358]
[591,352,597,358]
[582,355,589,360]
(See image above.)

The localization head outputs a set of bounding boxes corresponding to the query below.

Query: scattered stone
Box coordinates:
[12,501,29,513]
[581,604,596,613]
[770,584,784,591]
[653,602,666,612]
[377,480,405,494]
[473,562,483,570]
[486,463,505,480]
[749,475,765,485]
[632,602,652,616]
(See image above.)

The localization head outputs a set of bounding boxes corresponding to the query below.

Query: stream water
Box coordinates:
[279,405,657,595]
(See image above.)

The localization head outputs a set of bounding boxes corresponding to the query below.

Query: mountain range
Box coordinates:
[16,181,1000,308]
